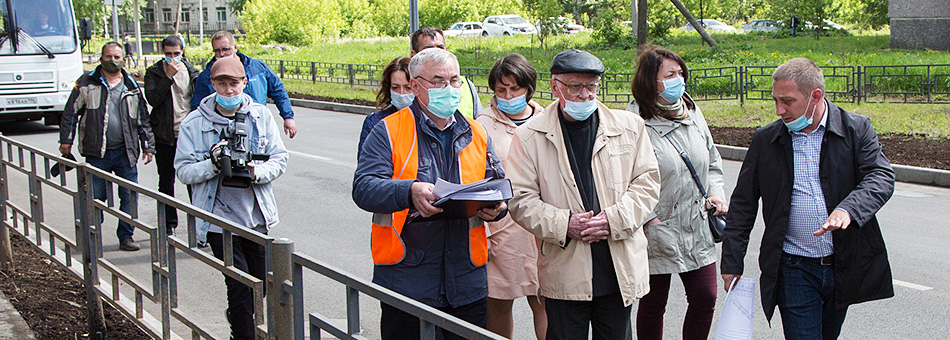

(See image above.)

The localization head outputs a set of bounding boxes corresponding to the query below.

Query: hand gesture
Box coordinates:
[164,58,180,78]
[707,195,728,215]
[814,209,851,236]
[476,201,507,221]
[567,211,609,243]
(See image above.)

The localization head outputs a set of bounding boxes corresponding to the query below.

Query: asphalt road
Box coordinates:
[2,105,949,339]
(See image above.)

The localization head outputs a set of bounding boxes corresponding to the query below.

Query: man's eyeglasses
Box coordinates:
[415,76,462,89]
[553,78,600,96]
[213,46,234,54]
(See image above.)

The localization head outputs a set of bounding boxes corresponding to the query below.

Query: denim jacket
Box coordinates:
[175,93,288,243]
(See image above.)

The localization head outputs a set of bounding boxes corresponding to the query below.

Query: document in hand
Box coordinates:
[408,178,513,223]
[715,277,756,340]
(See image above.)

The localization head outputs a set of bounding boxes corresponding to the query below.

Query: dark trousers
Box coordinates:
[155,142,179,230]
[86,148,138,241]
[545,292,632,340]
[380,298,487,340]
[777,253,849,340]
[636,263,718,340]
[208,232,267,340]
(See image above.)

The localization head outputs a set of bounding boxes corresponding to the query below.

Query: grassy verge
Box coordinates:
[286,81,950,138]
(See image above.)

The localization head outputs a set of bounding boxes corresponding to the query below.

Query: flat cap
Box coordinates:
[550,49,604,75]
[210,57,245,79]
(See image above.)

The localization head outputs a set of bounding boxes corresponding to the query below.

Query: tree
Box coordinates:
[242,0,345,44]
[525,0,562,49]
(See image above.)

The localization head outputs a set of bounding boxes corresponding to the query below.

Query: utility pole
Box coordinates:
[109,0,120,42]
[409,0,419,51]
[134,0,142,61]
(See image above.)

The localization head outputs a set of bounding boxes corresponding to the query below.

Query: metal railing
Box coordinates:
[255,58,950,104]
[0,134,503,340]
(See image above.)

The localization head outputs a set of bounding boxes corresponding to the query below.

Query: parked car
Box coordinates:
[483,14,537,36]
[742,19,781,32]
[537,16,585,34]
[445,22,484,37]
[680,19,738,32]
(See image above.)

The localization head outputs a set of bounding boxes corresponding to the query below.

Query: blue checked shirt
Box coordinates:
[783,105,837,257]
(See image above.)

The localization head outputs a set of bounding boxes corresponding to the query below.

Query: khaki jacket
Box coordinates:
[506,100,660,305]
[627,99,724,275]
[476,98,545,236]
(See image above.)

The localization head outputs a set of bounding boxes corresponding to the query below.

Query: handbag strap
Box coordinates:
[664,134,709,199]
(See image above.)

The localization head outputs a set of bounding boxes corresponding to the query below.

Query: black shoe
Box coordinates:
[196,240,208,248]
[119,238,140,251]
[166,227,174,236]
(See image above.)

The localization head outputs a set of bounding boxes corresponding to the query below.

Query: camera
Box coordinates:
[217,111,269,188]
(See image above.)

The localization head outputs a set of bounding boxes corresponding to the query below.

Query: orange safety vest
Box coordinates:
[370,108,489,266]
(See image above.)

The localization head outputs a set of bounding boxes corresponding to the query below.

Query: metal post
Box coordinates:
[134,0,143,63]
[311,62,316,84]
[77,166,106,340]
[0,139,12,271]
[198,0,204,45]
[409,0,419,39]
[348,64,355,87]
[269,238,294,339]
[111,1,120,43]
[279,60,285,79]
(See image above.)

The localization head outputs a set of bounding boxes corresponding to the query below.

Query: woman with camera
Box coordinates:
[626,46,726,340]
[358,56,412,155]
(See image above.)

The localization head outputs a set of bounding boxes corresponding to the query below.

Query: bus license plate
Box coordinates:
[6,97,37,106]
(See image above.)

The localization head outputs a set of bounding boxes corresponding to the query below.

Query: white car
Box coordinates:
[680,19,738,32]
[444,22,484,37]
[537,17,585,34]
[483,14,537,36]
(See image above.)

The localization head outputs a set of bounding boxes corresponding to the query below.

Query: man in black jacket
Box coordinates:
[60,42,155,251]
[721,57,895,340]
[144,35,199,235]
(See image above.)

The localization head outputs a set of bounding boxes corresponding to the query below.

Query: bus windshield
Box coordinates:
[0,0,78,55]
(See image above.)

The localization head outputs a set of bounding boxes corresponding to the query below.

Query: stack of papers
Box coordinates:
[408,178,513,223]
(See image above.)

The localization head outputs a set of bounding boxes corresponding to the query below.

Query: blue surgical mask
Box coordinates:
[496,94,528,115]
[425,86,461,119]
[164,56,182,64]
[562,98,598,121]
[785,97,816,132]
[390,91,415,110]
[658,76,686,104]
[215,93,243,110]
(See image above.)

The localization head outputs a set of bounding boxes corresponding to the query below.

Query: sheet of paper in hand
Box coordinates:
[408,178,512,223]
[715,277,756,340]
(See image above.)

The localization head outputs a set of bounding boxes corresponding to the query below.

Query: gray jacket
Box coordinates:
[626,99,724,275]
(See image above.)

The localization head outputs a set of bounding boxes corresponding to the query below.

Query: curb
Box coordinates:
[296,98,950,189]
[0,290,36,339]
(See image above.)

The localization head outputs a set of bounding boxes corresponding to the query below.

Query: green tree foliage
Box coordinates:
[833,0,888,29]
[525,0,563,49]
[418,0,527,32]
[338,0,378,38]
[242,0,344,45]
[370,0,409,36]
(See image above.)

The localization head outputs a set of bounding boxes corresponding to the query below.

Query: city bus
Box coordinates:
[0,0,90,125]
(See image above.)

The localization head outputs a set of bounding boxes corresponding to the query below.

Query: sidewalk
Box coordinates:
[0,290,35,339]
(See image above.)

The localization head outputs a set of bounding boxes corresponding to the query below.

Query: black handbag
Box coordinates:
[664,134,726,243]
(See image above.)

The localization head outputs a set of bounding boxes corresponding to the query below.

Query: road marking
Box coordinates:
[288,149,332,161]
[893,190,933,198]
[893,279,933,291]
[287,150,356,169]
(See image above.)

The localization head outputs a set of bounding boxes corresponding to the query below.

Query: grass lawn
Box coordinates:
[181,29,949,138]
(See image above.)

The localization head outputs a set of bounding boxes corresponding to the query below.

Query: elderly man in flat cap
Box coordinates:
[505,49,661,339]
[175,56,288,340]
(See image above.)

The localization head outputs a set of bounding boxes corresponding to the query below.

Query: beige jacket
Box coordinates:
[506,100,660,305]
[476,98,545,236]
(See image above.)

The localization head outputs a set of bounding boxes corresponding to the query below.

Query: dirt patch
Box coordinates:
[0,233,150,340]
[710,126,950,170]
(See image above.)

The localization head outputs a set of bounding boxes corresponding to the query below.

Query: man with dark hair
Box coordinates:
[144,35,199,235]
[791,12,801,37]
[722,57,895,340]
[60,42,155,251]
[192,30,298,138]
[123,36,136,68]
[409,27,482,119]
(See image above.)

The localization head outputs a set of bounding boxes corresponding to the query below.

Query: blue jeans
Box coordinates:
[777,253,848,340]
[86,148,138,241]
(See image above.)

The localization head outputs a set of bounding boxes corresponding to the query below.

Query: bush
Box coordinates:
[242,0,345,45]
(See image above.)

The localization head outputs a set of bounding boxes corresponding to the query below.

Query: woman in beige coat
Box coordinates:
[476,53,547,339]
[627,46,726,340]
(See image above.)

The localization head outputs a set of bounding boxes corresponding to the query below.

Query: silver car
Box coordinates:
[680,19,738,32]
[742,19,781,32]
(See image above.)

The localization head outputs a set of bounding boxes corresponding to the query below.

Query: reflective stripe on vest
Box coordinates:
[459,76,475,119]
[370,108,489,266]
